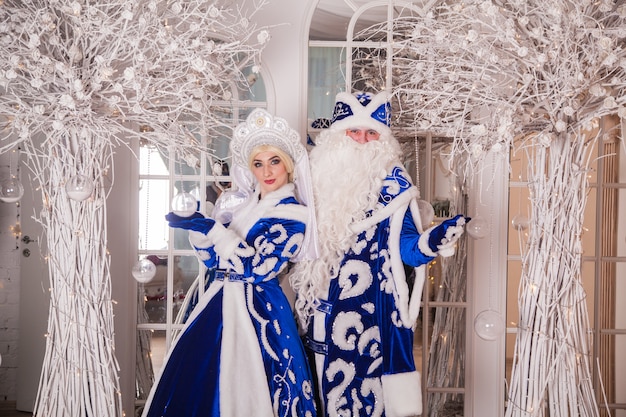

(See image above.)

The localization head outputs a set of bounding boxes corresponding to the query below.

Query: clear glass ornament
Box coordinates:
[416,199,435,227]
[0,178,24,203]
[474,310,504,341]
[466,216,489,239]
[171,192,197,217]
[65,174,94,201]
[132,258,157,283]
[511,213,530,231]
[190,186,201,201]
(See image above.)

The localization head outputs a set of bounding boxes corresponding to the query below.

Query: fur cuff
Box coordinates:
[382,371,423,417]
[188,230,213,249]
[417,232,438,258]
[208,222,241,260]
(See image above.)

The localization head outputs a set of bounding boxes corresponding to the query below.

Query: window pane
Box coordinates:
[308,47,345,123]
[425,306,466,415]
[508,186,531,257]
[352,46,387,92]
[139,146,169,176]
[615,188,626,258]
[598,333,626,415]
[139,178,170,252]
[174,255,201,322]
[506,260,522,330]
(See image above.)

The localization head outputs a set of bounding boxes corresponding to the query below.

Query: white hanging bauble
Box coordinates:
[171,192,197,217]
[0,178,24,203]
[65,174,94,201]
[466,216,489,239]
[416,199,435,227]
[132,258,157,283]
[474,310,504,341]
[511,213,530,231]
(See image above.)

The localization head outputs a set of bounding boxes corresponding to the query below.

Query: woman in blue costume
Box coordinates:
[142,109,319,417]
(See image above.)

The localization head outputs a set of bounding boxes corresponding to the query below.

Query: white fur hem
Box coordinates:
[382,371,423,417]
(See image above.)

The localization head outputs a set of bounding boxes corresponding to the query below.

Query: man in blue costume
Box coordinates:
[290,91,467,417]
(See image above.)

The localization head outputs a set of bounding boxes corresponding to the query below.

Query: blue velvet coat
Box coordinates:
[142,184,317,417]
[306,166,433,417]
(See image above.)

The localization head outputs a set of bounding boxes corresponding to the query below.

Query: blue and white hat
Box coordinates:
[329,91,392,136]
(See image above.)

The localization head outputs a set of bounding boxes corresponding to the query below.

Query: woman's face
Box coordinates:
[251,150,290,197]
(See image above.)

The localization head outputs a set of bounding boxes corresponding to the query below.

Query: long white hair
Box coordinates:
[289,128,403,328]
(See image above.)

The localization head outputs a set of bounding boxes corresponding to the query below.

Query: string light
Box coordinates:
[133,140,156,284]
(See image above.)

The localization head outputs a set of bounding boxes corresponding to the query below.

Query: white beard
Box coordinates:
[290,129,403,328]
[310,131,402,262]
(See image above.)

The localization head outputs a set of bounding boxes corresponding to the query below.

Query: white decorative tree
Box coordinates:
[0,1,268,416]
[390,1,626,415]
[358,0,626,415]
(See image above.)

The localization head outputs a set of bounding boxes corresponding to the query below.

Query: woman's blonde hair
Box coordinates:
[248,144,295,182]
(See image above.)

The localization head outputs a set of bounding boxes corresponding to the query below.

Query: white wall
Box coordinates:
[0,151,21,401]
[109,145,139,414]
[252,0,317,133]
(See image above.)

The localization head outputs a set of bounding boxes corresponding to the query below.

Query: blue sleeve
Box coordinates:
[399,208,435,267]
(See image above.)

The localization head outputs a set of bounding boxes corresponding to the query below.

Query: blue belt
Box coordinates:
[304,336,328,355]
[214,269,248,282]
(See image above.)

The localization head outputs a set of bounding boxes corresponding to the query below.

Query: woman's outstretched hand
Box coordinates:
[165,212,215,234]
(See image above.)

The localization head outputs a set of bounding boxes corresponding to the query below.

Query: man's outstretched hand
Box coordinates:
[427,214,470,257]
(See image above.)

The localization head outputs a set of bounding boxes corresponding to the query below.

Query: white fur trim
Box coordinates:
[271,203,308,224]
[221,281,274,416]
[387,205,413,328]
[417,231,438,258]
[350,186,418,234]
[208,222,242,260]
[437,241,457,257]
[381,371,423,417]
[407,199,427,326]
[408,265,426,326]
[330,91,392,137]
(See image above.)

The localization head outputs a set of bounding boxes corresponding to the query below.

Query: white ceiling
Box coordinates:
[309,0,383,41]
[309,0,433,41]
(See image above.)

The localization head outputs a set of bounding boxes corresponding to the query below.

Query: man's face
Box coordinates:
[345,128,380,144]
